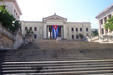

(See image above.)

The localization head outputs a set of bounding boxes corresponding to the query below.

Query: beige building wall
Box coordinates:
[0,0,22,20]
[21,21,43,39]
[67,22,91,40]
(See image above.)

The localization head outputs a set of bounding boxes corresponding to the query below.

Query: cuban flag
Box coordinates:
[52,25,59,39]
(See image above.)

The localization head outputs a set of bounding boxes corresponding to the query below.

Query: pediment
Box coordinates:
[43,14,67,22]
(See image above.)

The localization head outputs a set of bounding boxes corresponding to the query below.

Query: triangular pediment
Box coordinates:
[43,14,67,22]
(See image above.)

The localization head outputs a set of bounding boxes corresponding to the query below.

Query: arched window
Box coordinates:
[34,27,37,31]
[71,28,74,32]
[76,34,79,39]
[25,27,28,30]
[30,27,32,31]
[86,28,88,32]
[80,28,82,32]
[76,28,78,32]
[72,35,74,40]
[34,34,37,39]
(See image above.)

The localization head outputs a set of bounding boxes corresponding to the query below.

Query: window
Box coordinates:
[14,9,16,13]
[102,28,104,34]
[16,13,17,16]
[72,35,74,40]
[30,27,32,31]
[76,28,78,32]
[71,28,74,32]
[34,34,37,39]
[80,28,82,32]
[108,14,112,19]
[104,17,107,23]
[25,27,28,30]
[86,28,88,32]
[34,27,37,31]
[100,19,103,25]
[76,34,79,39]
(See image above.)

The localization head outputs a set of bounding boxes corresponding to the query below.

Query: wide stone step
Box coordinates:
[2,59,113,75]
[2,65,113,69]
[3,59,113,64]
[2,70,113,75]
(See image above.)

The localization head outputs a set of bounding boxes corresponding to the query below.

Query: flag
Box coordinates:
[52,25,59,39]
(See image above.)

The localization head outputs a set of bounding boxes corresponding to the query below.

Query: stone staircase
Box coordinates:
[1,40,113,75]
[1,59,113,75]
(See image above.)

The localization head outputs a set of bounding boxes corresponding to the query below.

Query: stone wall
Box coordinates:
[13,31,23,49]
[0,23,23,50]
[0,23,14,49]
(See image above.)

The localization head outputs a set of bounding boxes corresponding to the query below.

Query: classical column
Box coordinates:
[48,26,50,39]
[46,26,48,39]
[61,26,64,39]
[43,24,46,39]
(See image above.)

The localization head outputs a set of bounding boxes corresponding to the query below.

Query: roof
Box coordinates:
[43,13,67,22]
[96,4,113,19]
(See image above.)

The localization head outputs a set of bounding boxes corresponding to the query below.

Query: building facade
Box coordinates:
[0,0,22,20]
[96,4,113,37]
[21,14,91,40]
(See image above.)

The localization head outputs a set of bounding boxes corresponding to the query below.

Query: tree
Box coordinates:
[0,5,21,33]
[92,30,98,36]
[79,33,84,39]
[105,16,113,32]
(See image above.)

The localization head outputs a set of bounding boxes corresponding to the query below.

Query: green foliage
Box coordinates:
[25,29,34,38]
[79,33,84,39]
[105,16,113,32]
[92,30,98,36]
[26,29,33,34]
[0,5,21,33]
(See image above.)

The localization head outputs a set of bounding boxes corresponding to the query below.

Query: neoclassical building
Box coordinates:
[21,14,91,40]
[96,4,113,37]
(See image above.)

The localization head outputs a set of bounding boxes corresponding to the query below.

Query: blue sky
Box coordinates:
[17,0,113,29]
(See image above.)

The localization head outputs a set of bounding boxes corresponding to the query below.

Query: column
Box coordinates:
[61,26,64,39]
[46,26,48,39]
[48,26,50,39]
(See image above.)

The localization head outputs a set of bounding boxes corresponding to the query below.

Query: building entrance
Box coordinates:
[46,25,63,39]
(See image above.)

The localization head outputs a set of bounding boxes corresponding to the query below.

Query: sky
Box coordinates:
[17,0,113,29]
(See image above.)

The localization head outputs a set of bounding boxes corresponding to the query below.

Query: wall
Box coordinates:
[13,31,23,49]
[0,23,14,49]
[66,22,91,40]
[21,21,43,39]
